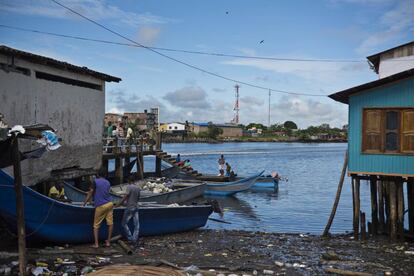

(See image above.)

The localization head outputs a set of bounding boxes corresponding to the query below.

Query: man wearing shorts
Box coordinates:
[83,170,113,248]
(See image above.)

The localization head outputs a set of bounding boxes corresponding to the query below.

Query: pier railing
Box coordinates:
[102,132,162,154]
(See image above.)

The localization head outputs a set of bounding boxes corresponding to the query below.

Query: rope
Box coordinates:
[0,184,56,238]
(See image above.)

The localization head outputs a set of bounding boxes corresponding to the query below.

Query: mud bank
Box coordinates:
[1,230,414,275]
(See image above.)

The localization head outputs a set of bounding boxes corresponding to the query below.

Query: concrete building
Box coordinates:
[163,122,186,133]
[124,108,158,131]
[104,113,122,127]
[0,45,121,185]
[191,123,243,137]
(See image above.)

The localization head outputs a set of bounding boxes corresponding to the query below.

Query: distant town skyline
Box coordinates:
[0,0,413,128]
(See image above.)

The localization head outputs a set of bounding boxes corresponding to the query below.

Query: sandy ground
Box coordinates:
[1,228,414,275]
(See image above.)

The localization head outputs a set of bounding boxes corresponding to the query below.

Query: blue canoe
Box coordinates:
[0,170,212,244]
[204,171,264,196]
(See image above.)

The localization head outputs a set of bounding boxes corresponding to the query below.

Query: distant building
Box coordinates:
[161,122,186,133]
[124,108,158,131]
[0,45,121,185]
[104,113,122,126]
[190,123,243,137]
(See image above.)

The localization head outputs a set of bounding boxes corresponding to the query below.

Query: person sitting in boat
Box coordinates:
[225,162,232,177]
[229,170,236,181]
[271,172,281,181]
[175,154,181,163]
[176,159,185,167]
[48,181,67,201]
[116,176,140,247]
[183,159,192,170]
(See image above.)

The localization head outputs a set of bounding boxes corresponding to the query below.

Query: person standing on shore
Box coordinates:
[117,176,140,247]
[83,169,114,248]
[218,154,225,176]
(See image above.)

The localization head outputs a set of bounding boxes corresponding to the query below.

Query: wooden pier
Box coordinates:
[102,133,203,184]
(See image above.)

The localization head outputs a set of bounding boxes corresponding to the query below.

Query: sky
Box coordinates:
[0,0,413,128]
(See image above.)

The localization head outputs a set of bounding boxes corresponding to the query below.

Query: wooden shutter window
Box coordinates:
[401,110,414,153]
[363,109,382,152]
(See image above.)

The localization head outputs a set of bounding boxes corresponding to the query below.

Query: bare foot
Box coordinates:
[91,244,99,248]
[104,240,111,247]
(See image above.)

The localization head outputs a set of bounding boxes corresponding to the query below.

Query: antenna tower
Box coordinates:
[232,84,240,124]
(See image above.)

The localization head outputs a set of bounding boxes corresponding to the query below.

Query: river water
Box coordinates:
[159,142,372,234]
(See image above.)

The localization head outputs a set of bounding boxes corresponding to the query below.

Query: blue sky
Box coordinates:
[0,0,413,128]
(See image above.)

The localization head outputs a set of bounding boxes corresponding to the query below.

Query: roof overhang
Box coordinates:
[0,45,121,83]
[329,68,414,104]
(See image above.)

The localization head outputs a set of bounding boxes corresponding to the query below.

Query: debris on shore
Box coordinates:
[1,230,414,275]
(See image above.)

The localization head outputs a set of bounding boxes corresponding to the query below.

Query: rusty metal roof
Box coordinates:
[0,45,121,82]
[329,68,414,104]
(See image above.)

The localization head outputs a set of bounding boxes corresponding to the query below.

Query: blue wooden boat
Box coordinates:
[204,171,264,196]
[242,176,279,191]
[0,170,212,244]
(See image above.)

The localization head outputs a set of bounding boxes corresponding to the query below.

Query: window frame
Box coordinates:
[362,107,414,155]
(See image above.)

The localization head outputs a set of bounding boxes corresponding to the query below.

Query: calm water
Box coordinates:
[158,142,372,234]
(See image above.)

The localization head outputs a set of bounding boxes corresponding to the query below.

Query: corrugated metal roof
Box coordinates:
[0,45,121,82]
[329,68,414,104]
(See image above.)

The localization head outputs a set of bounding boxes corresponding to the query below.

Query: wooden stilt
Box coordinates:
[102,159,109,178]
[360,211,366,241]
[408,178,414,235]
[370,176,378,235]
[352,177,360,240]
[115,157,123,185]
[389,180,397,241]
[155,156,162,177]
[378,180,385,234]
[384,180,390,232]
[396,178,404,241]
[11,137,26,276]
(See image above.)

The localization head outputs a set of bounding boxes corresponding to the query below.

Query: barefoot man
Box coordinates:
[83,169,113,248]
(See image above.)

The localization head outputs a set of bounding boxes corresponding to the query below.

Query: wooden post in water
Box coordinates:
[360,211,366,241]
[377,179,385,234]
[352,176,360,240]
[11,136,26,276]
[384,180,390,232]
[370,176,378,235]
[388,180,397,241]
[408,178,414,235]
[396,178,404,241]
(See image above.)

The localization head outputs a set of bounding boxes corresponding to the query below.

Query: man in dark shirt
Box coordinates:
[117,176,140,246]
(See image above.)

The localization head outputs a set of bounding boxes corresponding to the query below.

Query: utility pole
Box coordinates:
[232,84,240,124]
[268,89,271,127]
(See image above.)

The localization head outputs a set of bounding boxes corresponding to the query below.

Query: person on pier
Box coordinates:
[116,176,140,247]
[218,154,225,176]
[83,169,114,248]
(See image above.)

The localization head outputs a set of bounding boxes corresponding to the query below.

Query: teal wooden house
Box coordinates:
[329,41,414,241]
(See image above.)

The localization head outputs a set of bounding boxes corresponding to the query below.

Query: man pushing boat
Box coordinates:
[83,168,114,248]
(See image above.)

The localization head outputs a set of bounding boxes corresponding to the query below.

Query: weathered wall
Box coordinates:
[0,54,105,185]
[348,77,414,176]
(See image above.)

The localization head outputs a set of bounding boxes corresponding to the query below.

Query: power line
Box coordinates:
[0,24,367,63]
[46,0,327,96]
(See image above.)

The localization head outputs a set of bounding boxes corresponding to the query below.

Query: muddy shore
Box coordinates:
[1,229,414,275]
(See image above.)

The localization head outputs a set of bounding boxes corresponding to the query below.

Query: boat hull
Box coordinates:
[204,171,264,196]
[0,170,212,244]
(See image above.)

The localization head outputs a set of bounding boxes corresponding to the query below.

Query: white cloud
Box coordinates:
[240,96,264,106]
[0,0,172,27]
[356,0,414,54]
[163,86,211,109]
[137,26,162,45]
